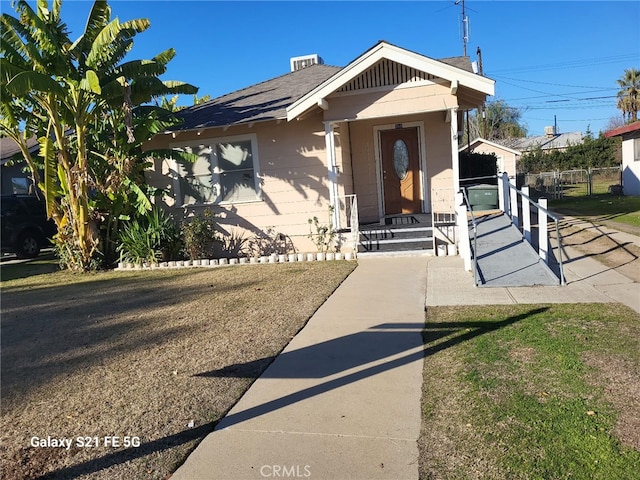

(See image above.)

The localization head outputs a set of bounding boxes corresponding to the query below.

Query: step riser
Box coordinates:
[359,238,434,253]
[361,230,433,241]
[358,222,435,253]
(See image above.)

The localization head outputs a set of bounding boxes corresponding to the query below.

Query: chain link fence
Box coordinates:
[523,166,622,199]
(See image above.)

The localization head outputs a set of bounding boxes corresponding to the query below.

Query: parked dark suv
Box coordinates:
[1,195,57,258]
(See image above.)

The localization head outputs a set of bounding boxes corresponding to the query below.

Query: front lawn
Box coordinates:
[420,304,640,479]
[550,194,640,232]
[0,262,355,479]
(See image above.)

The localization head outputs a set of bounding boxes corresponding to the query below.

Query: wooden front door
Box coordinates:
[380,127,421,215]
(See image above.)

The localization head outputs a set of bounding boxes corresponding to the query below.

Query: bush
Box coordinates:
[181,210,218,260]
[117,207,181,265]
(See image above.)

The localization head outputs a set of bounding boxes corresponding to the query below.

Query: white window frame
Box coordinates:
[171,133,262,206]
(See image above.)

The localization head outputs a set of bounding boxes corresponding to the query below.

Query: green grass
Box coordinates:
[550,194,640,229]
[420,304,640,480]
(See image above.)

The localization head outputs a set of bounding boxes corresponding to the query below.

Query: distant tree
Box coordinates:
[519,132,619,173]
[464,99,527,144]
[616,68,640,122]
[603,116,627,133]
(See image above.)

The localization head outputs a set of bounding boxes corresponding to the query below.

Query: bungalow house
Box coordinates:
[605,121,640,196]
[144,41,495,252]
[459,137,521,179]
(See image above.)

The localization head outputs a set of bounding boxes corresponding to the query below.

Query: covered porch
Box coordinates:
[286,42,494,235]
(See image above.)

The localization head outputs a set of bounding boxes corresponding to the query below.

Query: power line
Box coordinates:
[488,53,638,75]
[491,75,615,90]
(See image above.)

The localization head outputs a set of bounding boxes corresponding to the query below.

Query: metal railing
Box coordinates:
[500,173,565,285]
[335,194,359,254]
[460,188,479,286]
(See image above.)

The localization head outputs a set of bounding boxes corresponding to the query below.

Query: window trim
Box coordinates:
[171,133,262,207]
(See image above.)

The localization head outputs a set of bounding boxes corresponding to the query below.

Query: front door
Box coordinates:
[380,127,421,215]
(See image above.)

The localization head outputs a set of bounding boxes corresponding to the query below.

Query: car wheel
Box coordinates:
[16,231,41,259]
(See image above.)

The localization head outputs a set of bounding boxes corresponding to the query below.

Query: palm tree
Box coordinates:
[1,0,197,270]
[617,68,640,122]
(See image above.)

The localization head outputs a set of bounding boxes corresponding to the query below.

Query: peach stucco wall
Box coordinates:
[325,83,457,123]
[144,83,464,251]
[145,112,352,252]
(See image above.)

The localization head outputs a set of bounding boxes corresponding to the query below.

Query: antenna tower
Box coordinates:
[455,0,469,56]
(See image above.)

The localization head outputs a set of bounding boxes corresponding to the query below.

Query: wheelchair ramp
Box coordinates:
[473,213,560,287]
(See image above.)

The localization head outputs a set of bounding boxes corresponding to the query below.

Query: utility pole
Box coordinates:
[477,46,487,139]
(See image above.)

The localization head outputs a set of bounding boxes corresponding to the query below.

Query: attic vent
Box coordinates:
[290,54,323,72]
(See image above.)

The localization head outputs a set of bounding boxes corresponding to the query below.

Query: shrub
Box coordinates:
[181,210,218,260]
[117,207,181,265]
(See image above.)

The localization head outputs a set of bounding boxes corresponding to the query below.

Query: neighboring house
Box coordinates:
[0,136,39,195]
[144,41,495,251]
[503,127,584,154]
[459,137,521,179]
[605,121,640,196]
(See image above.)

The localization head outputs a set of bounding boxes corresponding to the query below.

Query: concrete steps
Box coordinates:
[358,215,434,253]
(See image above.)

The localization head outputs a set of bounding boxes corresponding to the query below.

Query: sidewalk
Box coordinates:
[426,243,639,313]
[172,256,429,480]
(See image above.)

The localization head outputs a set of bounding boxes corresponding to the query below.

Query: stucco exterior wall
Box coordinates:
[325,83,457,122]
[144,113,340,252]
[622,135,640,196]
[469,143,518,178]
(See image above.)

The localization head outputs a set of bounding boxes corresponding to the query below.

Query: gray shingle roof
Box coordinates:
[172,48,474,132]
[503,132,584,151]
[173,64,342,131]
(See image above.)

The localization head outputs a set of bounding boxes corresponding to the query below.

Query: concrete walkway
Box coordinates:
[427,243,639,313]
[172,256,429,480]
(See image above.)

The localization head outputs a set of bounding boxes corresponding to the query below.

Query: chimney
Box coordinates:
[544,125,557,138]
[290,54,323,72]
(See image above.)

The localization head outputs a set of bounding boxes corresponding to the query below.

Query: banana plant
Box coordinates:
[1,0,197,270]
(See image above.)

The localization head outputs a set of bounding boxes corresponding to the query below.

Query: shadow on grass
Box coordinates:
[38,306,548,479]
[1,270,260,403]
[0,251,59,281]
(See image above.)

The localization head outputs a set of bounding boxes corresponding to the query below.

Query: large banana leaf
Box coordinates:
[86,17,149,70]
[69,0,111,63]
[39,134,58,218]
[6,70,65,96]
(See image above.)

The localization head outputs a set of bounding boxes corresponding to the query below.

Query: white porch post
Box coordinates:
[324,122,341,229]
[449,108,460,194]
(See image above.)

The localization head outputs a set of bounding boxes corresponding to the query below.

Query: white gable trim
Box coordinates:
[286,42,495,121]
[461,137,522,156]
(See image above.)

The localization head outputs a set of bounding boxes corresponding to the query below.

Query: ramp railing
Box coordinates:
[499,173,565,285]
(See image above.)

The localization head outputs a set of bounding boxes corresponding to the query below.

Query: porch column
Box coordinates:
[449,108,460,194]
[324,121,341,229]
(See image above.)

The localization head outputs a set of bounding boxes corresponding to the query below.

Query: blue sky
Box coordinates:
[2,0,639,136]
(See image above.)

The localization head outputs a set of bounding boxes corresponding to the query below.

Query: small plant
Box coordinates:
[181,209,218,260]
[307,207,336,254]
[117,207,181,265]
[246,227,293,257]
[216,229,249,259]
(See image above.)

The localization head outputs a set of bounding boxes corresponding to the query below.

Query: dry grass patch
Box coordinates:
[557,217,640,282]
[1,262,355,479]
